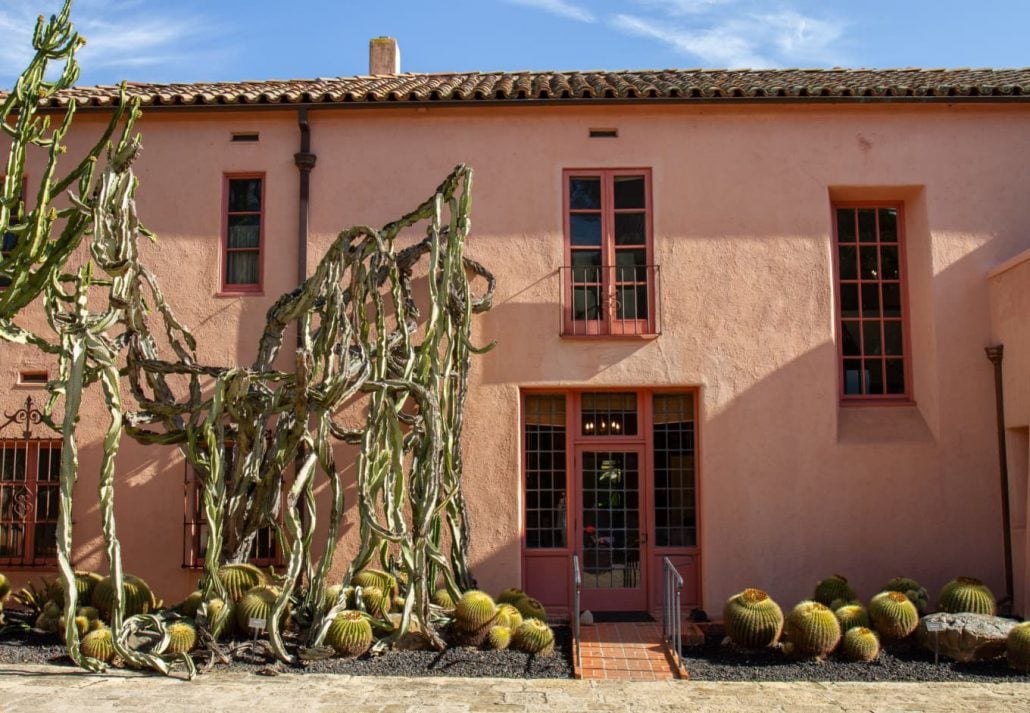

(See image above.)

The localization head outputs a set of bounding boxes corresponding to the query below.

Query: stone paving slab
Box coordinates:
[0,663,1028,712]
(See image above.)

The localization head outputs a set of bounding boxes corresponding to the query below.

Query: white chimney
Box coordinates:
[369,37,400,75]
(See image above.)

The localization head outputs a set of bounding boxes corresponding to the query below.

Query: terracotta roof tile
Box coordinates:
[9,68,1030,110]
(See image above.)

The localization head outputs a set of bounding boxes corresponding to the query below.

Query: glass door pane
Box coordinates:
[580,451,641,593]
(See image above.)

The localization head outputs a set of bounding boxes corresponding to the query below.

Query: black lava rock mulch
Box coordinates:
[682,633,1030,682]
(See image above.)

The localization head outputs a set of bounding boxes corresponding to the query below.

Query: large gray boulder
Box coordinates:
[916,612,1017,662]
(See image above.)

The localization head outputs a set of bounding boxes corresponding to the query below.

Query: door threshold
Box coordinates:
[585,610,654,623]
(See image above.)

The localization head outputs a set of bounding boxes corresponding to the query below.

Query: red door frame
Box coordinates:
[520,387,701,615]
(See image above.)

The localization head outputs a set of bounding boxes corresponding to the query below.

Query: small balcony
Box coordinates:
[559,265,661,337]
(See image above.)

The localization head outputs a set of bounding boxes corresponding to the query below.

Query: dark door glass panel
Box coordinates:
[836,209,856,242]
[880,246,899,279]
[653,393,696,548]
[884,320,904,355]
[840,284,858,317]
[860,246,879,279]
[863,322,882,355]
[842,321,861,356]
[616,285,649,320]
[886,359,905,394]
[838,246,857,280]
[570,214,602,246]
[573,286,602,320]
[524,395,567,550]
[613,176,646,209]
[571,250,602,281]
[843,359,862,394]
[228,178,262,212]
[570,177,601,210]
[581,451,641,589]
[878,208,898,242]
[882,283,901,316]
[861,283,880,316]
[615,248,647,269]
[865,359,885,394]
[614,213,646,245]
[858,209,876,242]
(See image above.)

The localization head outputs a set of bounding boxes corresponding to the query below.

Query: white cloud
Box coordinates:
[504,0,596,23]
[0,0,224,84]
[759,11,845,65]
[633,0,736,16]
[613,13,771,68]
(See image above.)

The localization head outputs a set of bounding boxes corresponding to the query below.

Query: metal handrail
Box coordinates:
[662,557,683,667]
[558,264,662,337]
[572,553,582,666]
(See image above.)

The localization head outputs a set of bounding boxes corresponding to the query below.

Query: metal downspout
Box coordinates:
[985,344,1014,612]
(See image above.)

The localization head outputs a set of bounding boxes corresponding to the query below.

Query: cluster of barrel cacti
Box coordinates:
[720,572,1007,664]
[436,587,554,655]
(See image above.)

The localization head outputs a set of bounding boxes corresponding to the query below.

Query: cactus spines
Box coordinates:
[322,584,346,614]
[201,597,234,640]
[455,590,498,632]
[236,585,289,633]
[432,588,455,609]
[35,601,62,633]
[937,577,996,615]
[356,585,391,617]
[1006,621,1030,673]
[164,620,197,655]
[487,625,512,650]
[81,627,116,663]
[723,588,784,650]
[512,619,555,656]
[868,591,918,639]
[58,615,92,641]
[514,596,546,622]
[59,571,103,607]
[217,563,269,603]
[352,569,398,598]
[834,603,869,633]
[325,610,373,657]
[784,601,841,658]
[496,603,523,631]
[841,627,881,662]
[497,587,526,605]
[884,577,929,614]
[0,573,10,600]
[92,574,157,620]
[813,575,855,607]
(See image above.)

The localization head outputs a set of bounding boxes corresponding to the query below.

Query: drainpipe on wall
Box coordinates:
[294,108,317,555]
[985,344,1014,613]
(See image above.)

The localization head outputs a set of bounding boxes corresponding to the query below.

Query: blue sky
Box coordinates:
[1,0,1028,86]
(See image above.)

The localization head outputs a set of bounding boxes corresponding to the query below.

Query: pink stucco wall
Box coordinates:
[2,100,1029,617]
[990,250,1030,615]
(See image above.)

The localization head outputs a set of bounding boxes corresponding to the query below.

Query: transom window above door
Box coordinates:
[561,170,660,337]
[580,392,638,436]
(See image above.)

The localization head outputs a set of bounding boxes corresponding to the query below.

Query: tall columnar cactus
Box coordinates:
[722,588,784,649]
[868,591,918,639]
[325,610,373,657]
[92,575,157,621]
[784,601,841,658]
[841,627,881,662]
[813,575,856,607]
[512,619,555,656]
[217,564,269,603]
[834,603,869,633]
[883,577,929,614]
[1006,621,1030,673]
[937,577,996,615]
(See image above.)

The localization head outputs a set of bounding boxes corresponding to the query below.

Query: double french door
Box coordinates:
[522,390,699,615]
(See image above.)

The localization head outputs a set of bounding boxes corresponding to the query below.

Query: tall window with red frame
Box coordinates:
[0,440,60,567]
[564,169,655,336]
[223,175,264,291]
[834,205,909,399]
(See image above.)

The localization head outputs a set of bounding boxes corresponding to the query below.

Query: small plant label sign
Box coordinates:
[925,619,946,632]
[248,617,266,631]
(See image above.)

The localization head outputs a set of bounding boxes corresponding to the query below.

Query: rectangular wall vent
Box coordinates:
[19,370,48,385]
[589,128,618,138]
[231,132,260,142]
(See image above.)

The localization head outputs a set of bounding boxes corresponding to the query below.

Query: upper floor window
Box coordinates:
[1,175,25,291]
[1,440,60,567]
[833,204,909,400]
[223,174,264,292]
[561,169,659,336]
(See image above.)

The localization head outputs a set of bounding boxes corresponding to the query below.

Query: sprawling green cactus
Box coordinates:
[813,575,855,607]
[325,610,373,657]
[512,619,555,656]
[92,574,157,620]
[200,597,234,640]
[841,627,880,662]
[322,584,346,614]
[487,625,511,650]
[58,614,92,641]
[1006,621,1030,673]
[883,577,929,614]
[352,570,398,598]
[218,564,269,603]
[868,591,918,639]
[81,627,116,663]
[784,601,841,658]
[164,621,197,655]
[514,597,546,622]
[236,585,289,633]
[432,588,455,609]
[455,590,498,631]
[723,588,783,649]
[834,603,869,633]
[937,577,996,615]
[497,588,526,605]
[356,586,391,617]
[496,603,523,631]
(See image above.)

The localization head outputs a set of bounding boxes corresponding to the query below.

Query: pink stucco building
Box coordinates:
[2,42,1029,621]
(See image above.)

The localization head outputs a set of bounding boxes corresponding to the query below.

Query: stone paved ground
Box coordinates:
[0,663,1029,712]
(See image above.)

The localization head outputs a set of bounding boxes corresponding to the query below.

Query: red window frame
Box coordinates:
[832,202,912,402]
[0,439,60,568]
[220,173,265,294]
[1,175,27,292]
[562,169,656,336]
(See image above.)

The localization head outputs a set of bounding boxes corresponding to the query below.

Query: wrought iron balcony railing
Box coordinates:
[559,264,661,337]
